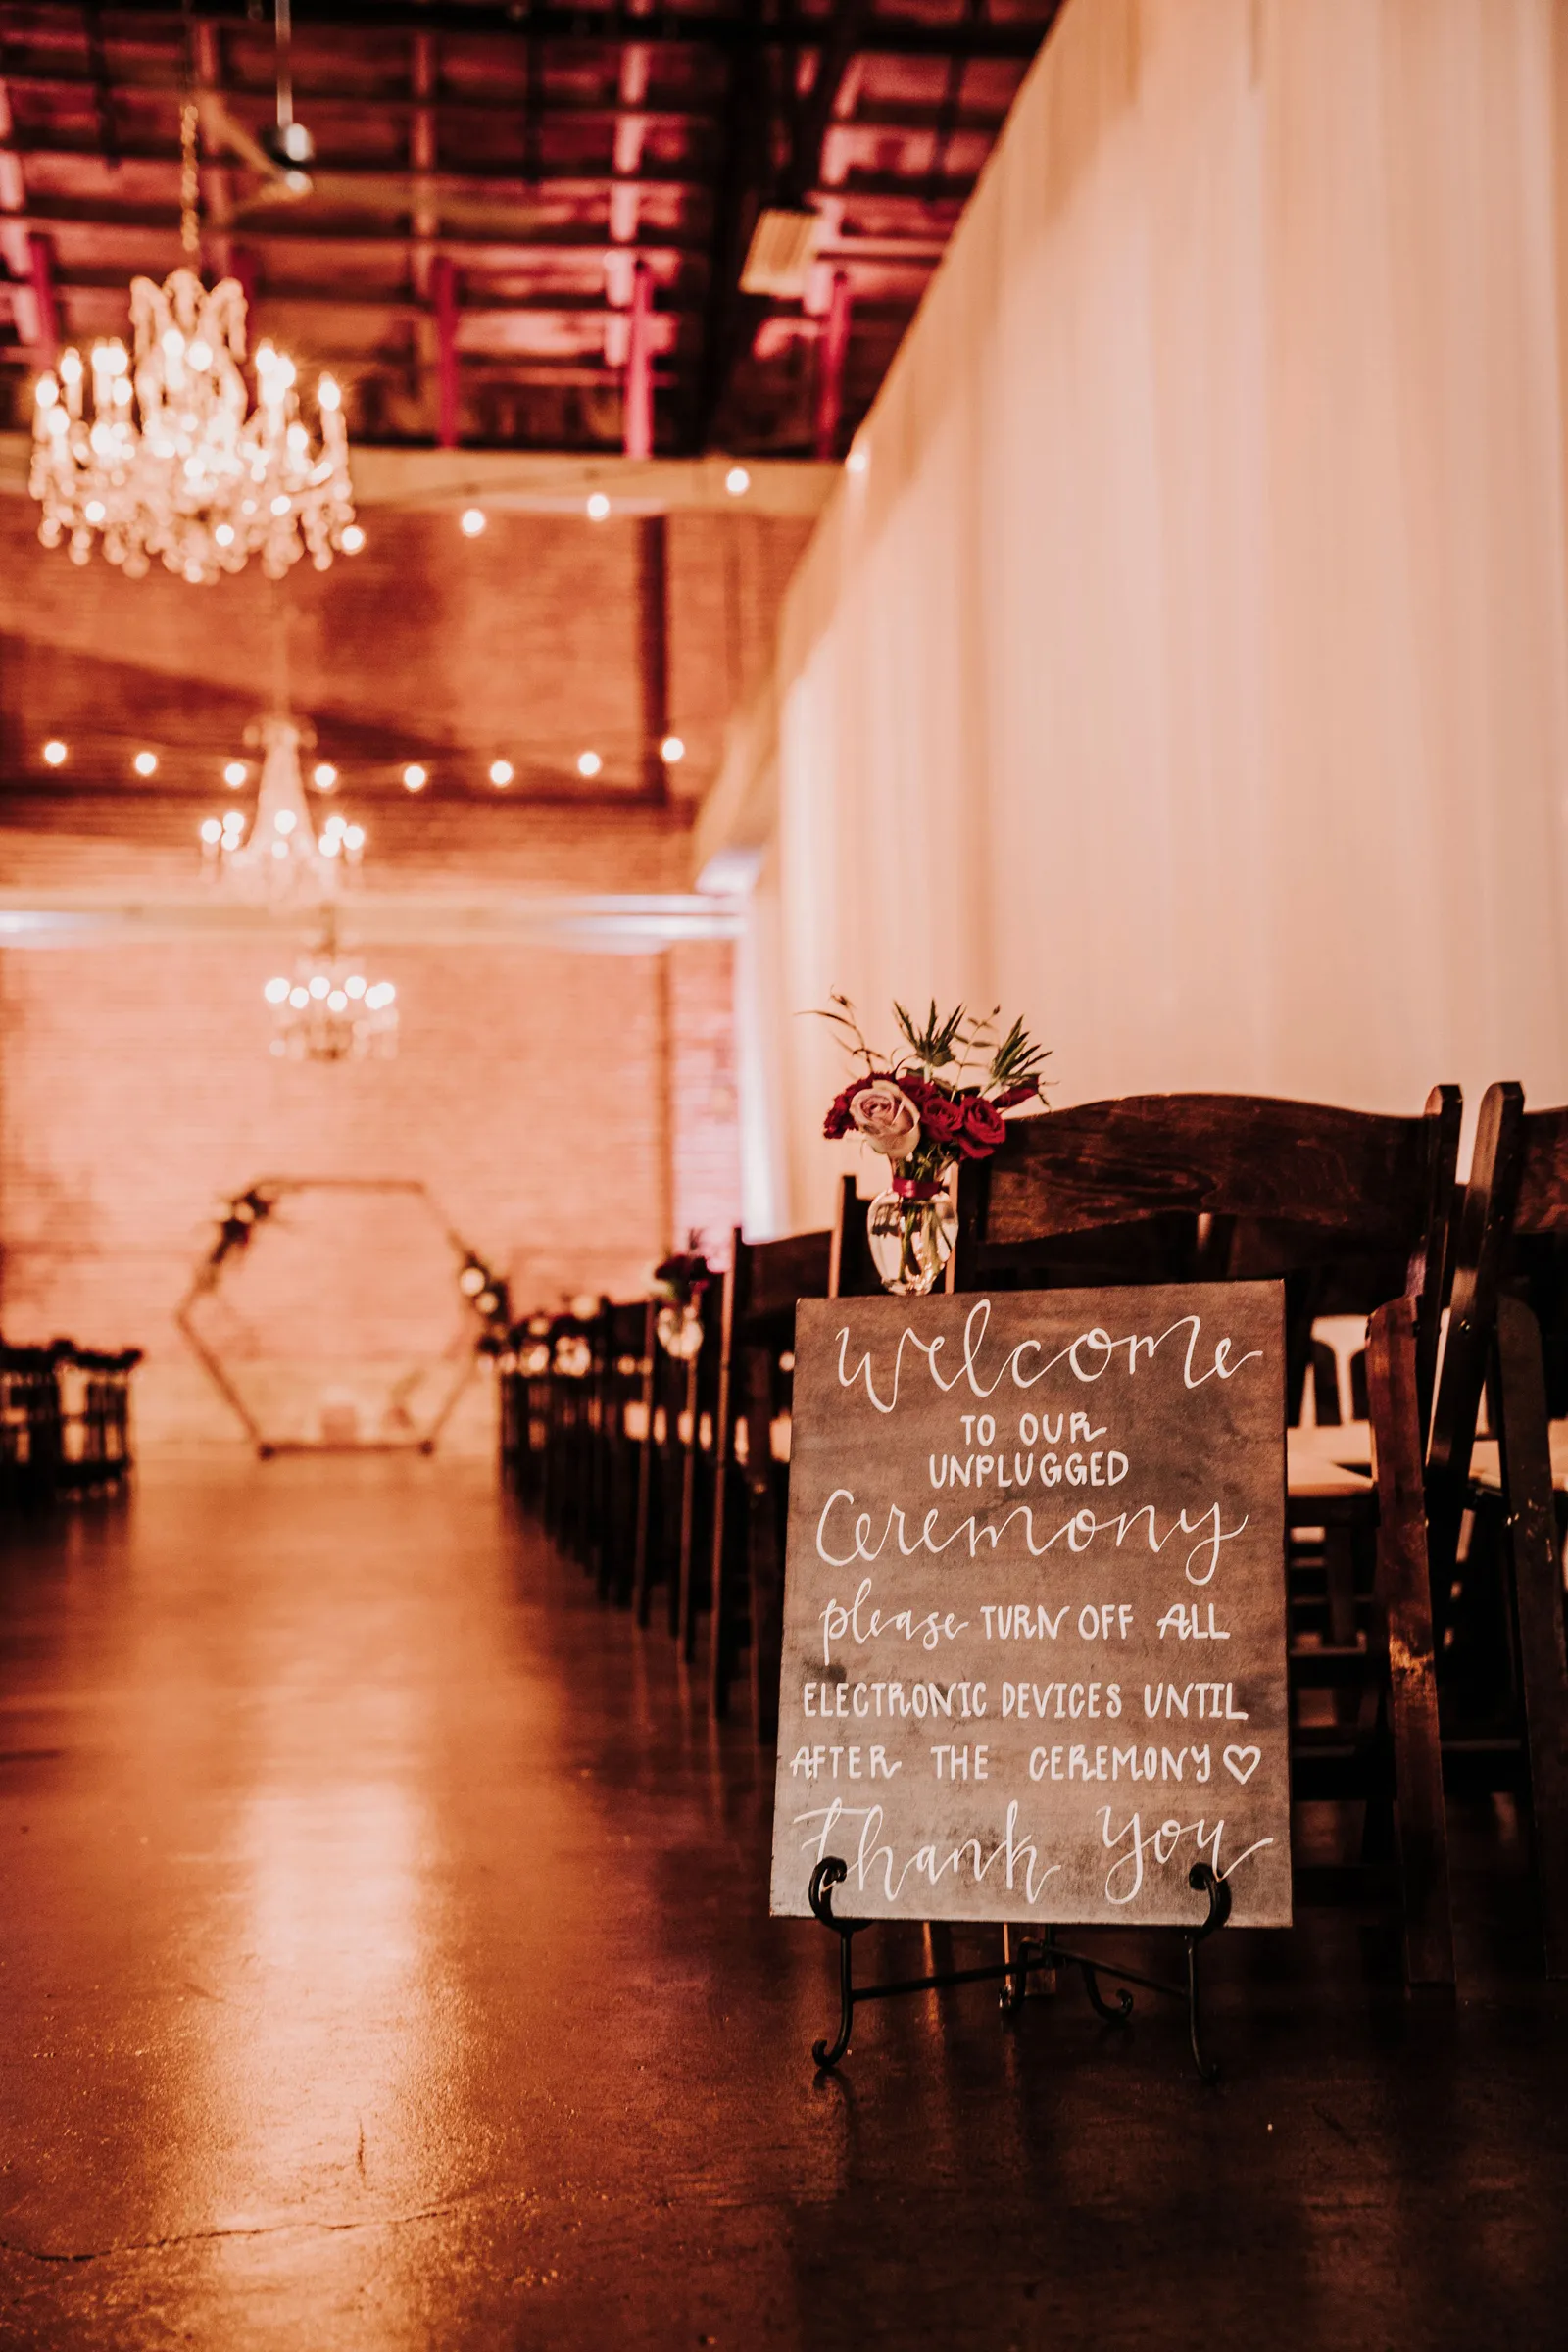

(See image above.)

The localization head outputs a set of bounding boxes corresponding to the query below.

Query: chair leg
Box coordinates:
[1494,1294,1568,1978]
[1366,1299,1455,1989]
[748,1469,783,1746]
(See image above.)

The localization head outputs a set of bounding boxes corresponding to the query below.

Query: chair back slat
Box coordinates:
[958,1088,1460,1436]
[981,1092,1452,1251]
[745,1231,833,1325]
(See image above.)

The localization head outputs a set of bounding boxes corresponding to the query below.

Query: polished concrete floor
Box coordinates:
[0,1457,1564,2350]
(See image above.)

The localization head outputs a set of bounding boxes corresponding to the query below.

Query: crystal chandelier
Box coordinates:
[200,717,364,906]
[28,102,357,585]
[264,916,397,1063]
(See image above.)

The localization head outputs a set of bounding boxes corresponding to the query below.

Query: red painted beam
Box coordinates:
[812,268,851,461]
[227,241,259,318]
[624,257,654,460]
[432,252,460,448]
[26,229,60,364]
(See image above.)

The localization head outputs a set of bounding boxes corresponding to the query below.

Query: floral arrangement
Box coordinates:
[820,996,1049,1196]
[457,1253,514,1357]
[208,1185,278,1269]
[654,1232,710,1360]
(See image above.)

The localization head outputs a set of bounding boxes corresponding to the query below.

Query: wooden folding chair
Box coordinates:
[594,1300,652,1605]
[710,1223,833,1735]
[632,1277,722,1655]
[949,1089,1462,1988]
[1426,1081,1568,1975]
[709,1179,884,1735]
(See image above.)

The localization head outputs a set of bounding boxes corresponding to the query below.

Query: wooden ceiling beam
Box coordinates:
[2,3,1050,63]
[2,68,719,130]
[10,203,710,261]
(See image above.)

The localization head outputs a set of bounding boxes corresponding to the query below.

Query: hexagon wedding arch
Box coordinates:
[176,1177,498,1457]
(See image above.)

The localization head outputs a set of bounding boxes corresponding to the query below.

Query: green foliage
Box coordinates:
[893,999,968,1072]
[815,992,1051,1098]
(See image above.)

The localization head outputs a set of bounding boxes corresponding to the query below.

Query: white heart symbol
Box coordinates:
[1223,1744,1261,1785]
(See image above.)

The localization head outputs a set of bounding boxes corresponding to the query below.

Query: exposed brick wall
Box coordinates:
[0,927,738,1446]
[0,480,799,1443]
[0,498,814,810]
[667,937,741,1260]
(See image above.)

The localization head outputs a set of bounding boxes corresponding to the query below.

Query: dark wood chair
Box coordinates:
[541,1307,600,1567]
[949,1089,1463,1988]
[710,1223,833,1736]
[709,1178,882,1735]
[1425,1081,1568,1974]
[632,1275,723,1656]
[503,1316,556,1509]
[591,1299,652,1605]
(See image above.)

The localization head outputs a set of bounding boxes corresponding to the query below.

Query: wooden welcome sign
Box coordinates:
[769,1285,1291,1929]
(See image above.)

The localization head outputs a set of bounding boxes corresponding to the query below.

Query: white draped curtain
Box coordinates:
[718,0,1568,1232]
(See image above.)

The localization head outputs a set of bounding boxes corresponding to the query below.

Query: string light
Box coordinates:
[461,508,486,537]
[133,749,158,777]
[847,445,869,475]
[489,760,514,787]
[223,760,247,787]
[577,750,603,778]
[403,763,427,792]
[586,492,611,522]
[42,739,67,766]
[660,735,685,765]
[313,762,338,791]
[341,524,366,554]
[725,466,751,497]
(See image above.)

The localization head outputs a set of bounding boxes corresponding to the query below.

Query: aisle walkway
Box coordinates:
[0,1459,1563,2350]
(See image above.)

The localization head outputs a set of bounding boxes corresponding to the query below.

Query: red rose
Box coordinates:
[918,1089,966,1144]
[957,1096,1007,1158]
[822,1081,859,1139]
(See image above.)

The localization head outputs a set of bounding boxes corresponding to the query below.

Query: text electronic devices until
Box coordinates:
[769,1285,1291,1928]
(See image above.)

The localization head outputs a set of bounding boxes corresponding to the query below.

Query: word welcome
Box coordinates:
[837,1301,1263,1414]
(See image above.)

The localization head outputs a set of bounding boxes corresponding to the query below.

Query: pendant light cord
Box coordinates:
[178,0,200,257]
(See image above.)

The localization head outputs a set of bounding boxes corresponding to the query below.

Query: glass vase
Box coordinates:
[866,1181,956,1297]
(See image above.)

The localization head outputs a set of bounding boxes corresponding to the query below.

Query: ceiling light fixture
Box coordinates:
[577,750,603,778]
[489,760,514,787]
[403,763,427,792]
[133,749,158,777]
[42,739,68,766]
[201,717,362,905]
[263,913,397,1063]
[28,97,355,584]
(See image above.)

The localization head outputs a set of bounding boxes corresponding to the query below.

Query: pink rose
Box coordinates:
[850,1078,921,1162]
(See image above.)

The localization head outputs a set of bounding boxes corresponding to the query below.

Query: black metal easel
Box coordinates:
[807,1856,1233,2082]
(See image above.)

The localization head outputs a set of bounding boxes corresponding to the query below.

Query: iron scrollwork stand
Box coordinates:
[807,1855,1233,2082]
